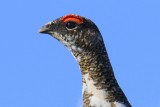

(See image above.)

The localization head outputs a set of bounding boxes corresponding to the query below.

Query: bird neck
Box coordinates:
[77,45,116,91]
[71,40,116,90]
[70,42,131,107]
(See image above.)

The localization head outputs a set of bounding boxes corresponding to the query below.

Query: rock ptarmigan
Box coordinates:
[39,14,131,107]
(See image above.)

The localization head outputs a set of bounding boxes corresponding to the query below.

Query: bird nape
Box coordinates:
[39,14,131,107]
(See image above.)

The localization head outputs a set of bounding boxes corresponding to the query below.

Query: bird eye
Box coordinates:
[66,21,77,29]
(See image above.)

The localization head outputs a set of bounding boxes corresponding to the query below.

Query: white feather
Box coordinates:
[83,73,127,107]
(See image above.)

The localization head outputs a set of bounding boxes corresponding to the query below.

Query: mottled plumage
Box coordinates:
[39,14,131,107]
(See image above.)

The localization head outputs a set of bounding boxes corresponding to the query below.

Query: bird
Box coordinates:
[39,14,131,107]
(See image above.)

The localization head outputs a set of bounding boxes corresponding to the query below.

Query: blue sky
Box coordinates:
[0,0,160,107]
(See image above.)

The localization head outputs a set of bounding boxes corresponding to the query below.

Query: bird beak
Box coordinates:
[39,22,61,41]
[39,26,48,34]
[39,22,52,34]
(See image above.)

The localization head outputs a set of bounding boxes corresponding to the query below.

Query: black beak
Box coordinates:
[39,23,51,34]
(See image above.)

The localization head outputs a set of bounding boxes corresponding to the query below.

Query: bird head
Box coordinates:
[39,14,103,53]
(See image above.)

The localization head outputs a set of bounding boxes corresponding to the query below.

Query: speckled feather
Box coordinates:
[39,14,131,107]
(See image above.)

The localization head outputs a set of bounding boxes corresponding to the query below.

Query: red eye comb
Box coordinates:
[61,14,83,24]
